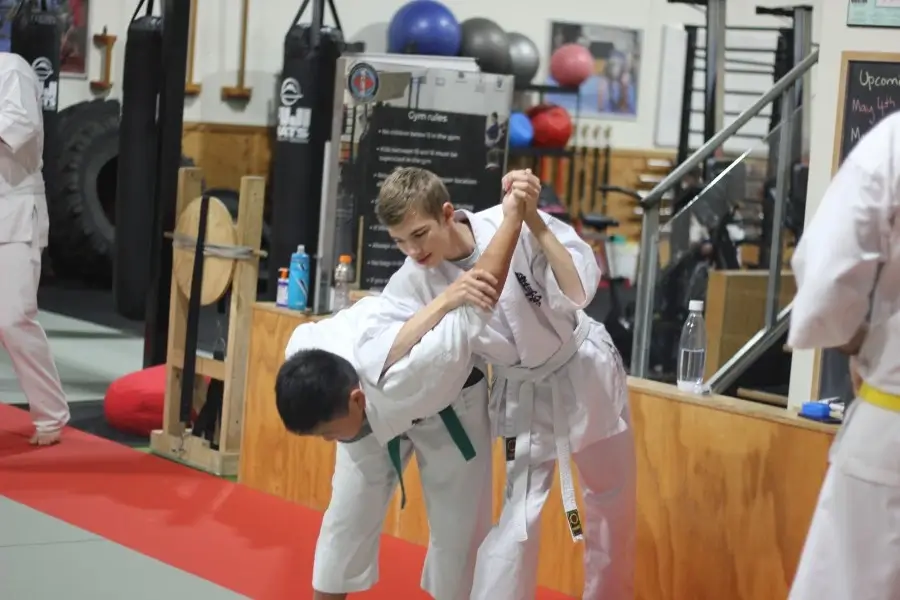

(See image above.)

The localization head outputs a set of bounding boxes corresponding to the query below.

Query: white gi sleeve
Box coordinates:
[285,321,322,359]
[788,154,891,350]
[530,211,601,312]
[355,269,492,444]
[0,70,41,154]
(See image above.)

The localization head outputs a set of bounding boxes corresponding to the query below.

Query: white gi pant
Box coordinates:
[790,399,900,600]
[473,320,636,600]
[0,225,69,434]
[313,379,493,599]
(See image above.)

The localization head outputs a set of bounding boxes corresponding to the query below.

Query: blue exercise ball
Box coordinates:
[508,112,534,148]
[387,0,461,56]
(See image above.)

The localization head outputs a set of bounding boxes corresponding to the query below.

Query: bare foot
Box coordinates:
[29,431,61,446]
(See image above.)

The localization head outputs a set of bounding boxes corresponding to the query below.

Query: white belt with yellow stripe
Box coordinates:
[491,311,591,543]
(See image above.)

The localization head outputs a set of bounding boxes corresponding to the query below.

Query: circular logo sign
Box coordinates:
[280,77,302,107]
[347,63,379,102]
[31,57,53,82]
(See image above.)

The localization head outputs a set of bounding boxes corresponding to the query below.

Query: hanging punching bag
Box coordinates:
[267,24,345,308]
[114,11,164,321]
[10,0,60,199]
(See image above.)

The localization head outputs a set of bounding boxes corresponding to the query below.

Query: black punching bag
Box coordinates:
[114,14,163,320]
[11,1,60,199]
[267,24,344,306]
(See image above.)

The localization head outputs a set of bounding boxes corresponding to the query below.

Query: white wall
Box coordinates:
[63,0,792,149]
[786,0,889,408]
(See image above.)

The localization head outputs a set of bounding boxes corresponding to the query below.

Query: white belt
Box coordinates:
[491,311,591,542]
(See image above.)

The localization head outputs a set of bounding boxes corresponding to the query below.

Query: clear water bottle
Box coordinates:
[332,254,354,312]
[677,299,707,393]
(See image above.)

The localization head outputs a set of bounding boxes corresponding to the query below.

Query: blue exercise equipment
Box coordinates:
[508,112,534,148]
[387,0,461,56]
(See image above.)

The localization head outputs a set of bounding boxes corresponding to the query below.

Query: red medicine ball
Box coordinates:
[529,104,573,148]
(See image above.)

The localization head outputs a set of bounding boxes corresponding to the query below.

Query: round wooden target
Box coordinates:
[172,195,238,306]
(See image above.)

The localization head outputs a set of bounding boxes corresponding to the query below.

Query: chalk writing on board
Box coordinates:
[839,60,900,164]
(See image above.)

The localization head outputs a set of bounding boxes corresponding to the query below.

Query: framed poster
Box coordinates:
[0,0,89,77]
[545,21,642,119]
[847,0,900,28]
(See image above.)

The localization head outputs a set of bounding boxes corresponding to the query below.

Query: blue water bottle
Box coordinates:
[288,245,310,311]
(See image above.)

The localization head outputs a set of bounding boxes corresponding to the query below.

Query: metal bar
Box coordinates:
[690,108,772,119]
[696,54,778,69]
[793,6,813,160]
[695,25,786,32]
[725,67,776,76]
[688,129,766,141]
[629,208,660,378]
[691,87,772,98]
[642,47,819,209]
[764,84,796,329]
[720,47,777,53]
[707,303,792,394]
[703,0,727,150]
[677,26,699,166]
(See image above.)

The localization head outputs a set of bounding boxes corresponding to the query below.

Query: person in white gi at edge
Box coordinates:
[355,167,635,599]
[788,112,900,600]
[274,177,537,600]
[0,52,69,445]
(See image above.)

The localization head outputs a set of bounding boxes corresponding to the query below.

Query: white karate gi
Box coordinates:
[357,207,635,599]
[0,53,68,435]
[284,296,493,599]
[788,113,900,600]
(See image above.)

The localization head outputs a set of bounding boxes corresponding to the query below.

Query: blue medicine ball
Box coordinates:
[508,112,534,148]
[387,0,461,57]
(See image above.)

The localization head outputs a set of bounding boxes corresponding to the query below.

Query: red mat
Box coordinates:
[0,404,571,599]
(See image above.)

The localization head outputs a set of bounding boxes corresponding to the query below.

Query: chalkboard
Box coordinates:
[816,52,900,403]
[834,52,900,168]
[352,104,504,289]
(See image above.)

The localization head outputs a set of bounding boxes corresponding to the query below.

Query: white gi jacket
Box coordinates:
[285,296,480,442]
[788,112,900,599]
[790,114,900,397]
[0,52,48,247]
[357,206,629,540]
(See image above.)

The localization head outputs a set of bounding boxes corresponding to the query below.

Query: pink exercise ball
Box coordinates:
[549,43,594,87]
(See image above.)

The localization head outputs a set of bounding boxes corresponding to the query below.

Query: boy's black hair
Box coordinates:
[275,348,360,435]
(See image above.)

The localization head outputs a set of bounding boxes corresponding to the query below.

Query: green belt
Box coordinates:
[386,405,476,509]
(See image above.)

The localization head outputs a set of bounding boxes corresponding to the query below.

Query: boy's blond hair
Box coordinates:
[376,167,449,227]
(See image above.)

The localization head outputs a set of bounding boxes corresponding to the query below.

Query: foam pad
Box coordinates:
[104,365,168,436]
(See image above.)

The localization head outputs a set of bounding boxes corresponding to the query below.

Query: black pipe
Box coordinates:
[677,26,698,167]
[143,0,191,367]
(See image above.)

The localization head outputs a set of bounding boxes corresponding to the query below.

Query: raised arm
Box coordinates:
[378,172,538,371]
[526,208,601,312]
[788,128,893,351]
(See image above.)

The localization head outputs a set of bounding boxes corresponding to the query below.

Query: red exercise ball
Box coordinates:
[550,43,594,87]
[530,105,573,148]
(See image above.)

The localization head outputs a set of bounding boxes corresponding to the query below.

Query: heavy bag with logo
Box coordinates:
[10,1,60,197]
[114,15,164,320]
[267,25,345,304]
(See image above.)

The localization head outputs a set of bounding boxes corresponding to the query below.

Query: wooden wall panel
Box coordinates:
[182,122,272,191]
[704,270,797,378]
[241,303,835,599]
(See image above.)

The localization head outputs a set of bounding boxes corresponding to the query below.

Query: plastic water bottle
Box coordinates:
[288,245,310,311]
[677,299,707,393]
[275,268,289,308]
[332,254,354,312]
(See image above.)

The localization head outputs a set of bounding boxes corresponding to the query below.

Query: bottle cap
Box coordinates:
[297,245,305,254]
[339,254,352,264]
[688,300,704,312]
[278,268,288,277]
